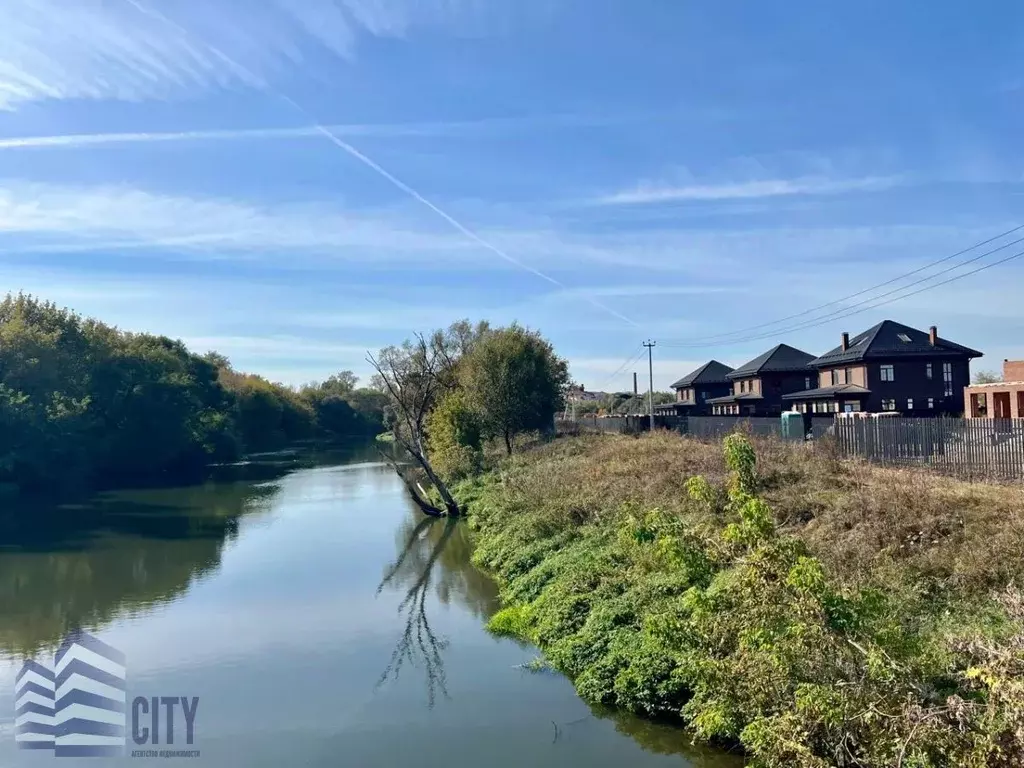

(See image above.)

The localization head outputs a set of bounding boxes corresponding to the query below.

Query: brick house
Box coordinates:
[784,321,982,415]
[659,360,734,416]
[964,360,1024,418]
[707,344,817,416]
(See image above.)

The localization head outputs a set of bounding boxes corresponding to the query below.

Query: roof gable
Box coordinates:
[810,320,983,367]
[670,359,734,389]
[727,344,816,378]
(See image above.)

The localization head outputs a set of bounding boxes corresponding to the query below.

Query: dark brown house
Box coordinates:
[784,321,982,415]
[659,360,734,416]
[707,344,817,416]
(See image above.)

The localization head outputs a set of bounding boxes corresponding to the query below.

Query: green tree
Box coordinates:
[0,293,381,493]
[973,370,1002,384]
[426,389,484,480]
[459,324,570,454]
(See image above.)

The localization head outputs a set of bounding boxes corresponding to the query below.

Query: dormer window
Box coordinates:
[897,333,912,343]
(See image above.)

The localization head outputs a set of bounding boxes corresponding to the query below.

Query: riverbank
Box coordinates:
[455,431,1024,767]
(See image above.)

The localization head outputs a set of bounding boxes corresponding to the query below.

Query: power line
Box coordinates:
[592,346,645,391]
[120,0,639,330]
[660,223,1024,347]
[663,244,1024,350]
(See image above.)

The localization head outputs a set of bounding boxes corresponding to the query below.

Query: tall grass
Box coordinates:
[456,432,1024,767]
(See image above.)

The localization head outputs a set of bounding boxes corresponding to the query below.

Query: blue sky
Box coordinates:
[1,1,1022,390]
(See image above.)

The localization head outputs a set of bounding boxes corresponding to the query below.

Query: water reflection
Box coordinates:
[0,447,362,660]
[376,515,501,706]
[0,482,275,660]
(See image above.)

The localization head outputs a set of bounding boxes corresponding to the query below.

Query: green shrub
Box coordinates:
[458,433,1024,767]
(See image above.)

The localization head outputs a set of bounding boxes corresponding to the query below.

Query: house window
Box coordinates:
[881,399,897,411]
[942,362,953,394]
[927,398,934,409]
[831,369,840,385]
[944,383,954,397]
[926,363,933,380]
[845,368,853,384]
[701,392,707,401]
[907,398,914,410]
[880,364,894,381]
[805,376,812,390]
[897,333,912,343]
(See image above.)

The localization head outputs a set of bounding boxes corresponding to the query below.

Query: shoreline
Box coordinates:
[454,431,1024,767]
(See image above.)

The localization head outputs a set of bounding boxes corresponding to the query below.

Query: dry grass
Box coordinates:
[496,431,1024,594]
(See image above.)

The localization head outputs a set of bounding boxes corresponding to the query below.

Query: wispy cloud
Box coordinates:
[0,111,672,151]
[596,174,904,205]
[0,180,473,263]
[0,0,491,109]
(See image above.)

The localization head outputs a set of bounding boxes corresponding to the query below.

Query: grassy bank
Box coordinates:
[455,432,1024,767]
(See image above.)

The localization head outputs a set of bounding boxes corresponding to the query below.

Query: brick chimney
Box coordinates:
[929,325,937,346]
[840,332,849,351]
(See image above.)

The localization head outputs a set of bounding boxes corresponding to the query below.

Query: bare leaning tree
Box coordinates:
[368,323,487,517]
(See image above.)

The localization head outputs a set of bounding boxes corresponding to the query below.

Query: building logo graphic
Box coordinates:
[15,631,126,758]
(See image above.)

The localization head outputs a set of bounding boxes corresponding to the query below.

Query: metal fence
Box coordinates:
[556,416,648,434]
[558,413,1024,479]
[832,416,1024,480]
[557,414,834,441]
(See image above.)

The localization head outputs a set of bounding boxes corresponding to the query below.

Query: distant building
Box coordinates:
[707,344,817,416]
[964,359,1024,418]
[659,360,734,416]
[786,321,982,416]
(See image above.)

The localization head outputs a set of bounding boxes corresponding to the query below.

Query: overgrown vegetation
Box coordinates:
[0,294,384,492]
[458,431,1024,767]
[372,320,568,515]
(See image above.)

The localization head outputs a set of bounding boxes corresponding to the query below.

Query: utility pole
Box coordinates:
[643,340,656,431]
[633,372,638,396]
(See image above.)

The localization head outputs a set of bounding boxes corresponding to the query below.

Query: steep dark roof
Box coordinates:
[782,384,871,400]
[670,360,735,389]
[726,344,816,379]
[810,320,983,367]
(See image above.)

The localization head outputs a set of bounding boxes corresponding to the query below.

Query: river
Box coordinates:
[0,446,741,767]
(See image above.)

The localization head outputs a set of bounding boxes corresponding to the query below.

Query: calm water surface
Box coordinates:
[0,447,741,767]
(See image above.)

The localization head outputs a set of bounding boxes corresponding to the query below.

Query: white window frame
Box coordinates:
[926,363,933,380]
[880,364,895,382]
[927,398,934,409]
[881,398,896,411]
[907,398,914,410]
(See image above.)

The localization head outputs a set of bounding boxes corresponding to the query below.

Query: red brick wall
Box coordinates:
[1003,360,1024,382]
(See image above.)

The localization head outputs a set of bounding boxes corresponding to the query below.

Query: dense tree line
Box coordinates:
[0,294,385,493]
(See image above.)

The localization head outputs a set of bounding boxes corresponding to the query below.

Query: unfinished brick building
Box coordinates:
[964,360,1024,419]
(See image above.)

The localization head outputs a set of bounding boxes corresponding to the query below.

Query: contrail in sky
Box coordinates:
[119,0,640,329]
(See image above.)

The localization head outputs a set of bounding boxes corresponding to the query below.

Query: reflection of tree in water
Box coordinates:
[0,472,283,659]
[376,515,501,706]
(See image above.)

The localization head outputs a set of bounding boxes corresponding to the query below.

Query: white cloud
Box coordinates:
[597,174,903,205]
[0,0,492,109]
[0,181,475,264]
